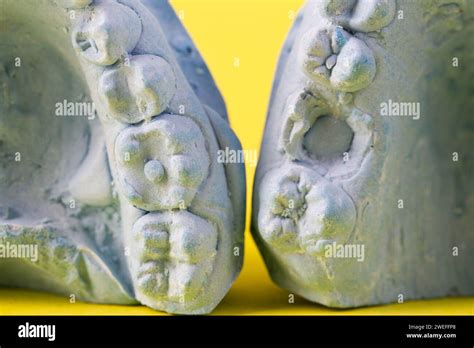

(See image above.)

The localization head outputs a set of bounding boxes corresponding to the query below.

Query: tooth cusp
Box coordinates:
[114,115,209,211]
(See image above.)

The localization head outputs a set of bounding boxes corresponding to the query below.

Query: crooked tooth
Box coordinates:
[56,0,93,9]
[72,0,142,65]
[99,55,176,124]
[299,26,376,92]
[329,36,376,92]
[114,114,209,211]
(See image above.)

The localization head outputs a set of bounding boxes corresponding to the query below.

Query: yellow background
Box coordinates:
[0,0,472,315]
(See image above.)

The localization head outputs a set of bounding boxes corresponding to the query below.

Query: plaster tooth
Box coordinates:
[348,0,396,33]
[316,0,396,33]
[329,36,376,92]
[72,0,142,65]
[298,27,332,74]
[132,211,217,304]
[317,0,356,17]
[258,166,355,255]
[99,55,176,124]
[299,26,375,92]
[298,177,356,255]
[56,0,93,9]
[114,114,209,211]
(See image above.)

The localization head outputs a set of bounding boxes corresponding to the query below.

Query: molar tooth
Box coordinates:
[72,1,141,65]
[132,211,217,304]
[99,55,176,124]
[114,115,209,211]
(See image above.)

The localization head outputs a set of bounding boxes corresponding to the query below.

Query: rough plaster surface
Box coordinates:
[252,0,474,307]
[0,0,245,314]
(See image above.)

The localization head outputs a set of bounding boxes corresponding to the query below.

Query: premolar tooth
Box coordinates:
[72,1,141,65]
[99,55,176,124]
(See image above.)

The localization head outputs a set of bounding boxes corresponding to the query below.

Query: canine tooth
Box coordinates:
[72,1,141,65]
[115,115,209,211]
[99,55,176,124]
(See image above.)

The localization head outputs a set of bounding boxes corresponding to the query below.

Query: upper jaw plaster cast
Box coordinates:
[0,0,245,315]
[253,0,474,307]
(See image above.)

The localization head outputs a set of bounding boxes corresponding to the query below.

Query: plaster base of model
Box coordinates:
[0,0,245,314]
[252,0,474,307]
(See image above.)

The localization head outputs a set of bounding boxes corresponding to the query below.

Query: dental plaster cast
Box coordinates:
[253,0,474,307]
[0,0,245,315]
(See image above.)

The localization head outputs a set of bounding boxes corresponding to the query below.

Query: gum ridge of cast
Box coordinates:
[257,0,396,258]
[58,0,239,314]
